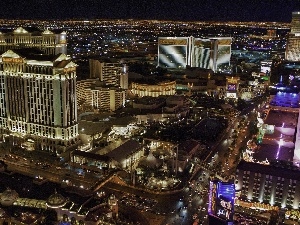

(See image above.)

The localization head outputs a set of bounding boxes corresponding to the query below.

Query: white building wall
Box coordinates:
[293,108,300,165]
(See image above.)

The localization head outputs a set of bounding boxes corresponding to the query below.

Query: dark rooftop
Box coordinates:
[72,150,111,162]
[252,144,294,162]
[237,160,300,181]
[105,139,142,163]
[264,110,298,128]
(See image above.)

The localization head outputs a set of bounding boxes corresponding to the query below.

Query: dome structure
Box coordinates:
[0,188,19,206]
[42,29,54,35]
[13,27,28,34]
[139,151,162,168]
[46,190,67,208]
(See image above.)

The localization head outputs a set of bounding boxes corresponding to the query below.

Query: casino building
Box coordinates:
[158,36,231,72]
[193,37,232,72]
[158,37,192,69]
[77,79,126,112]
[89,59,128,89]
[234,91,300,222]
[77,60,128,112]
[286,12,300,61]
[0,49,79,154]
[130,81,176,97]
[0,188,119,225]
[0,27,67,55]
[235,160,300,210]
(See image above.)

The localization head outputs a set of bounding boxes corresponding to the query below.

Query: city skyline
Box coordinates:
[0,0,299,22]
[0,6,299,225]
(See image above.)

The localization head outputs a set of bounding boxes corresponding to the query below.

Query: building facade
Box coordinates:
[91,87,126,112]
[158,37,192,69]
[193,38,212,69]
[131,81,176,97]
[76,79,126,112]
[0,49,78,153]
[236,160,300,210]
[286,12,300,61]
[89,59,128,89]
[158,36,232,72]
[0,27,67,55]
[76,79,96,107]
[193,37,232,72]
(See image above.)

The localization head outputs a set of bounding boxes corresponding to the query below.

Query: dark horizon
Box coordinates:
[0,0,299,23]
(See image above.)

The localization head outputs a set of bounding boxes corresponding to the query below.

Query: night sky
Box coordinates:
[0,0,299,22]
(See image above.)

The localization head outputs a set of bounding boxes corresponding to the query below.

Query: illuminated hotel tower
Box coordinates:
[0,27,67,55]
[286,12,300,61]
[89,59,128,89]
[0,49,78,154]
[158,37,193,69]
[193,37,232,72]
[158,36,231,72]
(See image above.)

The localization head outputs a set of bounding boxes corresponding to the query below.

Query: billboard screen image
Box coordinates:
[227,84,236,91]
[216,182,235,221]
[208,180,235,222]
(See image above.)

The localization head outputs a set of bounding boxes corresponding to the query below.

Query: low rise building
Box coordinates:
[77,79,126,112]
[72,139,144,172]
[131,81,176,97]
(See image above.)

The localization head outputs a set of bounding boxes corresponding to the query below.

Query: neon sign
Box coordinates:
[209,180,235,221]
[208,181,217,215]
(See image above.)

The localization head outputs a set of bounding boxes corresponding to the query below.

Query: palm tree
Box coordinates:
[71,217,77,225]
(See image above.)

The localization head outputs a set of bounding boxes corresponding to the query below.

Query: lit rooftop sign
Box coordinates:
[208,180,235,221]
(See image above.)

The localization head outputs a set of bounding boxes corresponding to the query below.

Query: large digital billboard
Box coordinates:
[227,84,236,91]
[208,180,235,222]
[260,60,272,74]
[216,182,235,220]
[226,93,237,99]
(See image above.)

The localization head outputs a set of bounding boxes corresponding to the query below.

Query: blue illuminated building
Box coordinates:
[208,180,235,225]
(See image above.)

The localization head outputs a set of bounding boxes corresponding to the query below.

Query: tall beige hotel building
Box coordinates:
[286,12,300,61]
[0,27,78,154]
